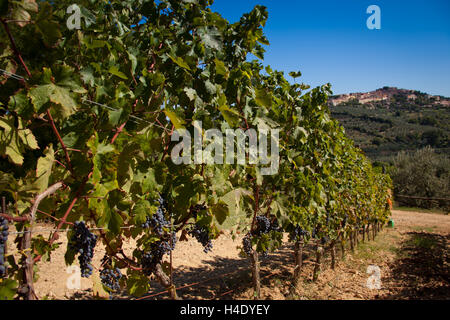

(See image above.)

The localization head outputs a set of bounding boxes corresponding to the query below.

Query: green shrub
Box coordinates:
[391,147,449,210]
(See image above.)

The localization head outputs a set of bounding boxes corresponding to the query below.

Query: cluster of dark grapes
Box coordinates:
[99,255,122,292]
[140,195,179,276]
[242,234,253,256]
[311,227,317,239]
[269,219,281,232]
[142,196,170,236]
[189,224,213,253]
[158,231,177,252]
[242,234,269,258]
[254,215,280,236]
[321,236,330,245]
[141,237,175,276]
[254,216,271,235]
[187,204,213,253]
[240,216,280,257]
[141,251,160,276]
[289,225,309,242]
[69,221,97,278]
[0,216,8,277]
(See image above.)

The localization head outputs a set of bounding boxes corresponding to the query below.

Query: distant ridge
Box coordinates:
[329,87,450,107]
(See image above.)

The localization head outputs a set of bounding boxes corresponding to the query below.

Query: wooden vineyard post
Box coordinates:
[312,245,323,282]
[250,250,261,299]
[330,241,336,270]
[340,236,346,260]
[153,212,179,300]
[154,263,179,300]
[293,238,304,287]
[249,183,261,300]
[349,231,355,252]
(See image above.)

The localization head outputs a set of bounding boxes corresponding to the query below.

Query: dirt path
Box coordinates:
[6,210,450,300]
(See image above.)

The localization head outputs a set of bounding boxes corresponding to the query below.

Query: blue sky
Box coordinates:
[210,0,450,97]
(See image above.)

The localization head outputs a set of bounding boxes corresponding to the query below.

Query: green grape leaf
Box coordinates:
[127,271,150,297]
[254,88,272,108]
[168,55,191,71]
[211,202,229,225]
[33,145,54,192]
[11,0,37,27]
[35,2,62,46]
[109,66,128,80]
[132,199,152,225]
[0,279,18,300]
[164,109,186,130]
[219,105,240,128]
[214,58,229,78]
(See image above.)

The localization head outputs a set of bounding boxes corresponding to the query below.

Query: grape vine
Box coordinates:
[100,255,122,292]
[0,0,393,300]
[68,221,98,278]
[141,239,174,276]
[142,196,170,236]
[189,224,213,253]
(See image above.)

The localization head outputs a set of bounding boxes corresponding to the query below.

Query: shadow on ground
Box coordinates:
[136,242,311,300]
[64,241,322,300]
[381,232,449,300]
[64,229,450,300]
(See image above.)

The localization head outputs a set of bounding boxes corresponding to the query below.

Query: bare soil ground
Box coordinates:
[6,210,450,300]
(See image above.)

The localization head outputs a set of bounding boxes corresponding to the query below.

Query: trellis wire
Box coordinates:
[0,69,168,132]
[8,225,135,236]
[81,98,167,131]
[135,268,248,300]
[0,70,169,233]
[0,68,26,81]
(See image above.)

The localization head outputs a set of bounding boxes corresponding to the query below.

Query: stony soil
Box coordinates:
[6,209,449,300]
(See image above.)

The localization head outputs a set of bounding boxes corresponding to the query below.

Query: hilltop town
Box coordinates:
[329,87,450,107]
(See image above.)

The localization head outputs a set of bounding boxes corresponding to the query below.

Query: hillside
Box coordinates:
[329,87,450,161]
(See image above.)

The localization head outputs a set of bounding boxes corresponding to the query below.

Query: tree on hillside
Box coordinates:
[392,147,450,210]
